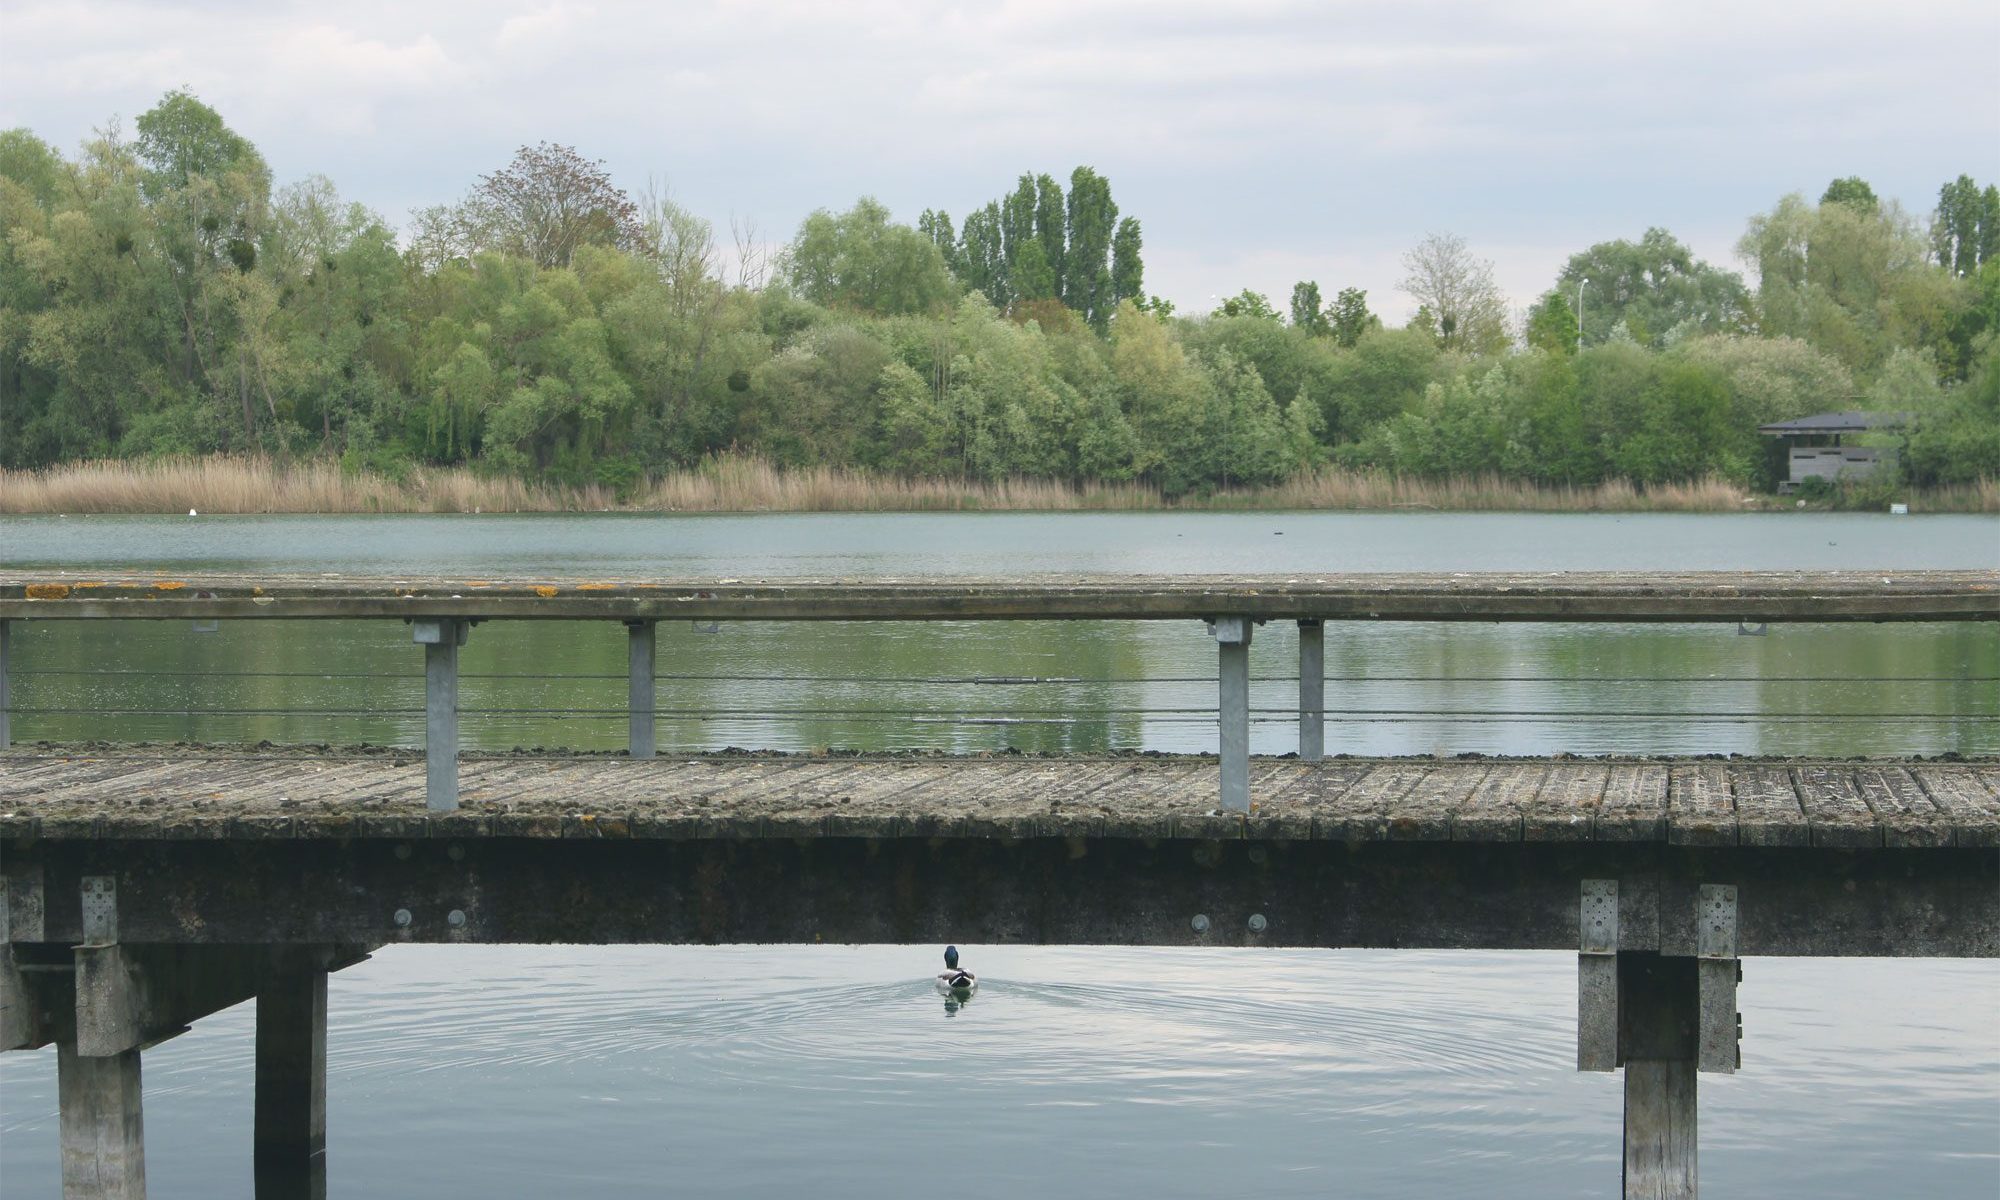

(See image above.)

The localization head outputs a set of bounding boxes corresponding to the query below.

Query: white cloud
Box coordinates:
[2,0,1994,313]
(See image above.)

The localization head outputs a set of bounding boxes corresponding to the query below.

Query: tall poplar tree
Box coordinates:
[1064,167,1118,330]
[1290,281,1327,335]
[1110,217,1144,310]
[957,203,1007,307]
[1034,174,1065,301]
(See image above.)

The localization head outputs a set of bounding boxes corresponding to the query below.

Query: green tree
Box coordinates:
[1821,176,1879,213]
[1740,192,1964,373]
[786,198,958,317]
[917,208,958,274]
[1290,281,1328,335]
[1213,289,1278,320]
[1933,175,1997,277]
[957,203,1006,308]
[1034,174,1065,299]
[1327,287,1374,347]
[1063,167,1118,331]
[1525,291,1579,355]
[1110,218,1143,309]
[1555,228,1750,348]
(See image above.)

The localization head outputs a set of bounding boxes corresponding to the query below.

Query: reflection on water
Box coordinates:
[7,616,1995,757]
[0,947,1994,1199]
[3,511,1994,757]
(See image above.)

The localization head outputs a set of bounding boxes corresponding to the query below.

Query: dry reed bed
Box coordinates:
[2,456,1994,515]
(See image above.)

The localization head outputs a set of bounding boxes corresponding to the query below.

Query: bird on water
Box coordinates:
[936,945,977,996]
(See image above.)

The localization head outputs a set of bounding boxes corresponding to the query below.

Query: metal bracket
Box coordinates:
[81,876,117,945]
[1696,884,1737,959]
[412,619,470,646]
[1580,879,1619,955]
[1696,883,1740,1073]
[1206,616,1253,646]
[190,589,220,633]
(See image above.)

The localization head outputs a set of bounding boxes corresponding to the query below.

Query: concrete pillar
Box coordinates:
[1296,619,1323,762]
[1210,617,1253,812]
[414,620,465,812]
[627,620,656,759]
[58,1042,146,1200]
[255,967,328,1190]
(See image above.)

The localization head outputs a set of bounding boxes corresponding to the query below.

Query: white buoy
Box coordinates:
[189,508,198,516]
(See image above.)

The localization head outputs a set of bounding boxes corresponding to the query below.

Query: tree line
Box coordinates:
[1,91,1994,498]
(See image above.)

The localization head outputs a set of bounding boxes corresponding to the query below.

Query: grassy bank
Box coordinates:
[2,455,1994,515]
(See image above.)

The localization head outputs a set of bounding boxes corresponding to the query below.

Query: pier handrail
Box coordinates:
[2,569,1995,810]
[3,569,1997,622]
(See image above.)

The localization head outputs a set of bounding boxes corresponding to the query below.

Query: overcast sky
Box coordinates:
[4,0,1996,320]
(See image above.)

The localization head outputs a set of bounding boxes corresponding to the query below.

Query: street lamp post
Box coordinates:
[1577,278,1589,352]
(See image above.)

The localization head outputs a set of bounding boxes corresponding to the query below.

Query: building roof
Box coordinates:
[1759,411,1911,436]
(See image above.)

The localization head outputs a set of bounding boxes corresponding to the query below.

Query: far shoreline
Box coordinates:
[2,455,1994,517]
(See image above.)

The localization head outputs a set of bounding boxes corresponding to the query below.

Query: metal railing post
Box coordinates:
[0,618,11,750]
[413,619,465,812]
[1210,617,1253,812]
[1297,619,1323,762]
[626,620,656,759]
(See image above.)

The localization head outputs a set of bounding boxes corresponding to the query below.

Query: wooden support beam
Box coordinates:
[1618,952,1699,1198]
[1624,1060,1697,1199]
[255,960,327,1175]
[58,1041,146,1200]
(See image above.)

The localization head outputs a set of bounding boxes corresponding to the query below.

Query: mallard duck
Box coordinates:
[935,945,977,996]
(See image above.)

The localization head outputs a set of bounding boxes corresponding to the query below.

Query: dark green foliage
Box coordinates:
[1327,287,1374,347]
[1556,228,1750,348]
[1821,176,1879,213]
[1525,291,1579,355]
[786,198,958,317]
[1290,281,1327,335]
[1110,218,1143,309]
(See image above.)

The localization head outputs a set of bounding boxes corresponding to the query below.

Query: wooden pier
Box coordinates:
[1,569,1995,1198]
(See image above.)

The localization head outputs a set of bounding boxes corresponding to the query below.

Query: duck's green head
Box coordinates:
[944,945,960,969]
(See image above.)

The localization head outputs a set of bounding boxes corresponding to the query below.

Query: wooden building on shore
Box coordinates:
[1759,411,1910,492]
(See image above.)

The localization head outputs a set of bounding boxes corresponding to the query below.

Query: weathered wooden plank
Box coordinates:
[7,754,1993,848]
[1731,765,1810,847]
[1524,764,1606,842]
[1668,764,1737,847]
[1279,762,1372,835]
[1851,765,1950,849]
[1910,767,2000,847]
[1595,765,1668,841]
[1452,764,1544,842]
[1326,765,1434,841]
[1382,765,1487,841]
[6,570,1995,623]
[1794,766,1880,849]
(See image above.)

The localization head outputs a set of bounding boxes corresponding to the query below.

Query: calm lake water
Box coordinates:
[1,511,1996,1197]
